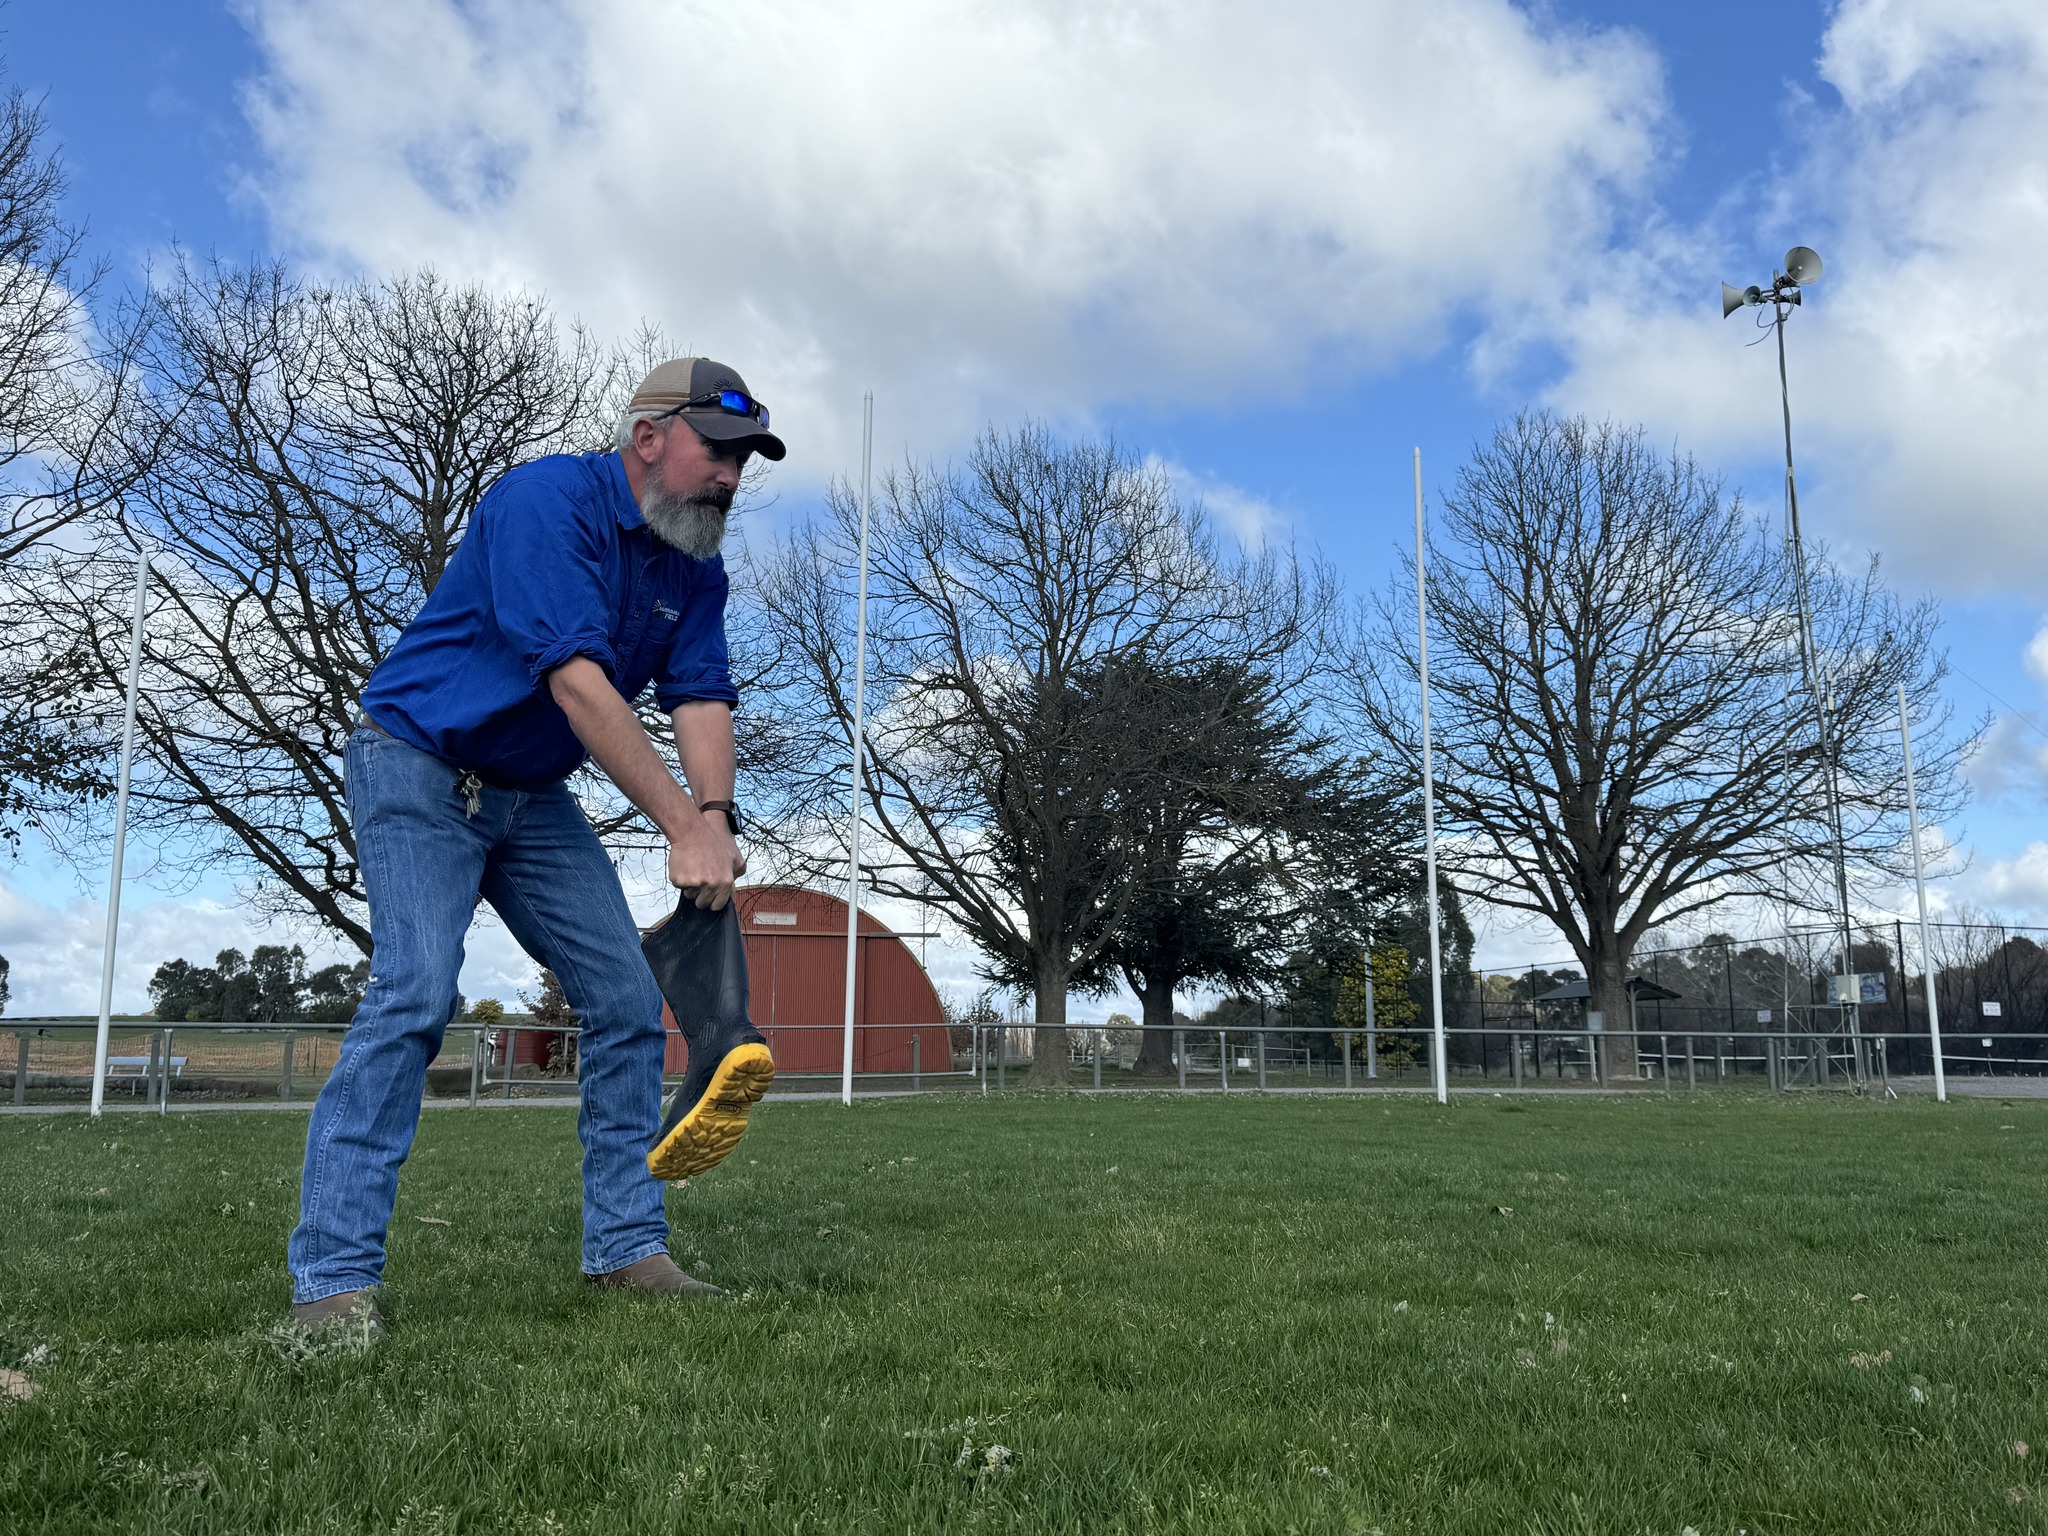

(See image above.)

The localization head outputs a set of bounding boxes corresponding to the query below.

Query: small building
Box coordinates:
[659,884,948,1079]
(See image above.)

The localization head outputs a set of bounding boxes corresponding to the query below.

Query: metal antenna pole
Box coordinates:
[1773,306,1863,1086]
[1897,682,1945,1102]
[92,554,151,1118]
[1415,449,1448,1105]
[841,392,874,1108]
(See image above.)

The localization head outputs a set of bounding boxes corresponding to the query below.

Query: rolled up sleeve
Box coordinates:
[655,560,738,709]
[483,477,619,688]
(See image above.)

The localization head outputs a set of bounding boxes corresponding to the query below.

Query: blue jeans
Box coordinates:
[288,726,670,1302]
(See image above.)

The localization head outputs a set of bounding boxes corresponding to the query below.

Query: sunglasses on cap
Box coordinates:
[657,388,771,431]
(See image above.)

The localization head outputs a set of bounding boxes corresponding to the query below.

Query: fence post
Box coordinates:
[1512,1033,1525,1090]
[1257,1026,1267,1091]
[160,1027,174,1115]
[469,1028,482,1108]
[913,1033,922,1092]
[1685,1035,1696,1091]
[1343,1031,1353,1090]
[505,1026,517,1099]
[281,1031,296,1102]
[1766,1034,1780,1092]
[1218,1031,1229,1094]
[1092,1029,1102,1090]
[13,1031,27,1107]
[1175,1029,1185,1091]
[146,1030,161,1106]
[997,1026,1006,1092]
[1364,965,1379,1080]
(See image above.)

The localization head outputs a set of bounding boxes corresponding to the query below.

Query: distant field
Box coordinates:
[3,1092,2045,1534]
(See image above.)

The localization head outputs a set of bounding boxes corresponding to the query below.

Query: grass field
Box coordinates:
[3,1092,2045,1534]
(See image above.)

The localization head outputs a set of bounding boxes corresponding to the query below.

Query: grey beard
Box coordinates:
[639,478,732,558]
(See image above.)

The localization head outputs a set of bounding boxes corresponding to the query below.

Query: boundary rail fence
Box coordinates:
[6,1014,2041,1112]
[7,921,2044,1110]
[0,1019,978,1110]
[1444,919,2048,1082]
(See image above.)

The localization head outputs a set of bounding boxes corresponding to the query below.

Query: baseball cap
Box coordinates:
[626,357,787,462]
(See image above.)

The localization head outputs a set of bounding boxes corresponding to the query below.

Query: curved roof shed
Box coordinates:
[659,883,948,1079]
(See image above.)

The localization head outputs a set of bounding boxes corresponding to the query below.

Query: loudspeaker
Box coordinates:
[1722,282,1761,318]
[1783,246,1823,285]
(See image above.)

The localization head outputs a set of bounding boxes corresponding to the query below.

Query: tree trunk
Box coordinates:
[1132,974,1177,1076]
[1027,959,1071,1088]
[1590,944,1638,1080]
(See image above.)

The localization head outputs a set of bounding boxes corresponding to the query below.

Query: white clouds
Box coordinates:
[1950,839,2048,923]
[0,877,539,1015]
[1147,456,1284,550]
[1955,621,2048,805]
[2027,623,2048,688]
[1963,709,2048,805]
[238,0,1664,476]
[0,880,307,1015]
[1549,0,2048,594]
[204,0,2048,583]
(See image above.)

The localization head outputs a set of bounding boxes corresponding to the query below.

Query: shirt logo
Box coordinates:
[653,601,680,621]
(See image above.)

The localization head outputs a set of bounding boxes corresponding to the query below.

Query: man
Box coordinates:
[287,358,785,1333]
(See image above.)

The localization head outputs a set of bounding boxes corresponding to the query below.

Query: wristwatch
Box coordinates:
[699,800,743,837]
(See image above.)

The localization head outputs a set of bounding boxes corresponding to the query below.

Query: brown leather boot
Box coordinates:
[289,1289,385,1340]
[583,1253,724,1298]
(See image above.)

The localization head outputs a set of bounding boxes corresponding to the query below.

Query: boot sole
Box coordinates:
[647,1042,776,1181]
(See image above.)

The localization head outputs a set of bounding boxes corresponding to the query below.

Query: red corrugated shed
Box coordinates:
[656,885,948,1079]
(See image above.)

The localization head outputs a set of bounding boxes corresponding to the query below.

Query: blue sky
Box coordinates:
[4,0,2045,1013]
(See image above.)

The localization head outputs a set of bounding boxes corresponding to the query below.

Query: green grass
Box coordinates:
[3,1092,2046,1534]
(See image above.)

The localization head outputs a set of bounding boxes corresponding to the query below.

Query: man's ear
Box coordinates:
[630,416,665,465]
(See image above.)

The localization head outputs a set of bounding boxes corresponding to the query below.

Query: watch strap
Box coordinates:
[698,799,742,836]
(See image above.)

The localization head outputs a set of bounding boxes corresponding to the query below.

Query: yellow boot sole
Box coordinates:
[646,1043,776,1181]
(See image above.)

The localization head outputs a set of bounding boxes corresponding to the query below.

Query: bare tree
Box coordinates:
[0,72,143,561]
[0,69,151,840]
[29,262,623,949]
[1354,413,1970,1073]
[754,425,1315,1084]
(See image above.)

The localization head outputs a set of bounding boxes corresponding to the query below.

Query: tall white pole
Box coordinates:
[1415,450,1448,1104]
[91,554,151,1118]
[841,393,875,1107]
[1898,682,1945,1103]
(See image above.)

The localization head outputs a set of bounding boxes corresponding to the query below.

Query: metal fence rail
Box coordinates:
[4,1013,2039,1112]
[0,1018,973,1110]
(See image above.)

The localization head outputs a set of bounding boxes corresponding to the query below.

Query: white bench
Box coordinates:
[105,1055,187,1095]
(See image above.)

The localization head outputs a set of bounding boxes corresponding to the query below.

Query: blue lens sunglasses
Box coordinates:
[660,388,770,431]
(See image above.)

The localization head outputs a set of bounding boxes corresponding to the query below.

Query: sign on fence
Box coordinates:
[1826,973,1887,1005]
[1982,1000,2003,1017]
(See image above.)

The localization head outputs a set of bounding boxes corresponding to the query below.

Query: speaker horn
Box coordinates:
[1722,282,1762,318]
[1783,246,1823,285]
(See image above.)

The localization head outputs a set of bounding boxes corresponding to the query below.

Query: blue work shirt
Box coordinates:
[360,452,736,788]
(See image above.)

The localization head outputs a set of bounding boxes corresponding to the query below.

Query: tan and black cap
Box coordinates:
[627,357,786,461]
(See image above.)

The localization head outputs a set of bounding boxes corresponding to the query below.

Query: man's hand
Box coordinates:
[669,700,744,909]
[668,815,747,910]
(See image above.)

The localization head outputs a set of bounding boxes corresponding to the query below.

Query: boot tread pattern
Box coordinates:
[646,1043,775,1181]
